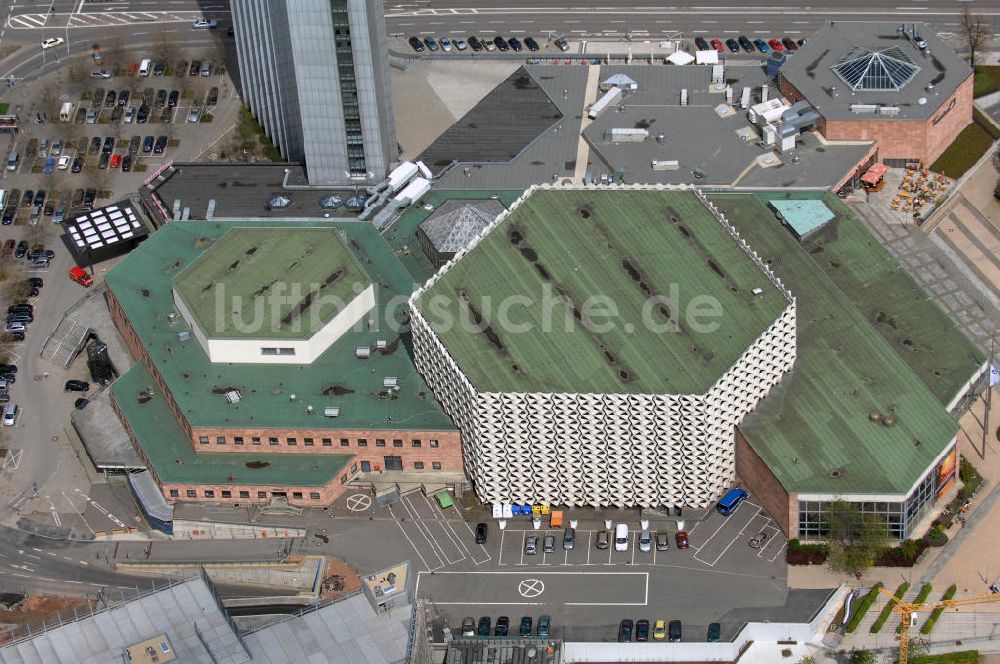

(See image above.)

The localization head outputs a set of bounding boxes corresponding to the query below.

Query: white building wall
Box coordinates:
[408,184,798,508]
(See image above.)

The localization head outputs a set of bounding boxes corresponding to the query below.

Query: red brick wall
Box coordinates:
[191,425,463,472]
[162,480,347,507]
[735,428,795,538]
[779,73,973,165]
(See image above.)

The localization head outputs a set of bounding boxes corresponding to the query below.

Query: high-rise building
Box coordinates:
[230,0,397,186]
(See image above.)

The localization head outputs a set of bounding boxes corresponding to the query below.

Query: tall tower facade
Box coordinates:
[230,0,397,185]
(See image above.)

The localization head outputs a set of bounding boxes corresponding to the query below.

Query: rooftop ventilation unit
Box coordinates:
[383,377,398,388]
[225,390,241,404]
[850,104,879,114]
[680,89,688,106]
[324,407,340,418]
[879,106,901,116]
[376,339,387,350]
[356,346,371,359]
[177,331,189,342]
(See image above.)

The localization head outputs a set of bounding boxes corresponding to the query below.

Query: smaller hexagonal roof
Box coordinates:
[173,228,370,341]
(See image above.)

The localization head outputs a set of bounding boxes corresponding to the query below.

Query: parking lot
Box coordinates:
[382,491,791,642]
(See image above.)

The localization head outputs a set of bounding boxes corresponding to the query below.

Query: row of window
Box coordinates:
[261,347,295,356]
[197,435,440,448]
[169,488,322,500]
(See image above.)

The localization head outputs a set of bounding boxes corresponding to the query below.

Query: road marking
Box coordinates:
[518,578,545,598]
[388,506,431,572]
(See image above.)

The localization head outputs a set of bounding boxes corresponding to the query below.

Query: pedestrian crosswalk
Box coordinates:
[7,10,212,30]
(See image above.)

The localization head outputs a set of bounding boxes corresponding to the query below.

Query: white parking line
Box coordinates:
[387,505,434,571]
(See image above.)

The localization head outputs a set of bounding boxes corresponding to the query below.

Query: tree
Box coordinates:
[103,27,126,74]
[153,27,178,67]
[849,649,877,664]
[961,6,993,66]
[824,501,890,575]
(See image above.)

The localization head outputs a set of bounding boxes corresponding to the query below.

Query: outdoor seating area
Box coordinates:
[890,163,953,216]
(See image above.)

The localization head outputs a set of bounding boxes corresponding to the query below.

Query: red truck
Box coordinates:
[69,266,93,287]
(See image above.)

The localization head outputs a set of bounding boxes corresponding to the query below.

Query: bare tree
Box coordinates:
[153,27,178,67]
[961,6,993,66]
[104,27,126,75]
[38,84,57,121]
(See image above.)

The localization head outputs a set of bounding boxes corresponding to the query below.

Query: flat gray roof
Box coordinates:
[780,21,972,121]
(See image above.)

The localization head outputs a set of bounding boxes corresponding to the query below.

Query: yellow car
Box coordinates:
[653,619,666,640]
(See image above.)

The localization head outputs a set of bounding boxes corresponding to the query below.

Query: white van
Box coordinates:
[138,58,151,77]
[614,523,629,552]
[0,189,7,208]
[3,403,17,426]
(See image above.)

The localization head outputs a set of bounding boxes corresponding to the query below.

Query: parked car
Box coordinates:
[20,190,32,208]
[638,530,652,552]
[90,69,111,79]
[189,60,201,76]
[753,38,770,53]
[42,157,55,174]
[0,362,14,373]
[110,154,122,169]
[475,522,487,544]
[675,531,689,549]
[476,616,490,637]
[493,35,509,51]
[562,526,575,550]
[595,529,609,549]
[152,61,166,76]
[33,190,45,207]
[653,619,666,640]
[83,189,97,209]
[89,136,101,154]
[524,535,538,555]
[669,620,682,642]
[781,37,799,51]
[57,155,70,170]
[15,241,27,258]
[187,103,202,123]
[468,36,483,52]
[768,38,784,51]
[1,208,13,225]
[554,36,569,51]
[155,89,167,107]
[494,616,509,637]
[199,61,212,77]
[423,37,438,51]
[102,136,114,154]
[97,152,110,169]
[461,617,475,636]
[104,90,116,108]
[408,36,425,52]
[64,380,90,392]
[636,619,650,642]
[123,106,135,123]
[655,531,669,551]
[192,18,218,29]
[618,619,633,643]
[543,533,555,553]
[129,135,141,154]
[440,37,452,52]
[168,90,179,107]
[524,36,540,51]
[507,37,523,52]
[154,135,168,154]
[725,38,740,53]
[453,37,466,51]
[71,156,83,173]
[707,622,721,642]
[536,615,551,637]
[694,36,710,50]
[710,38,724,52]
[160,107,173,123]
[206,87,219,106]
[142,135,155,153]
[74,398,89,410]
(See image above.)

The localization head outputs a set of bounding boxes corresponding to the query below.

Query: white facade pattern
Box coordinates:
[410,185,798,508]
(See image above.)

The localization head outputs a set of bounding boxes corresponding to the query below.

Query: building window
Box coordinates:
[205,490,215,498]
[239,491,250,498]
[393,439,403,448]
[261,347,296,356]
[287,437,296,446]
[252,437,261,445]
[432,462,442,470]
[376,439,386,447]
[198,436,209,445]
[169,489,179,497]
[216,436,225,445]
[430,439,439,448]
[341,474,348,484]
[293,492,303,499]
[304,438,314,446]
[414,461,425,470]
[351,463,358,473]
[412,440,421,447]
[269,437,279,446]
[234,436,244,445]
[257,491,267,499]
[358,438,368,447]
[186,490,197,497]
[340,438,349,447]
[310,492,321,500]
[221,490,231,498]
[322,438,332,446]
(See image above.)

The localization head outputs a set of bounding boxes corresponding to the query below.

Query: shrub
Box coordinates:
[870,581,909,633]
[875,539,928,566]
[920,584,957,634]
[958,456,982,500]
[925,525,948,547]
[846,582,883,634]
[787,539,829,565]
[199,113,214,123]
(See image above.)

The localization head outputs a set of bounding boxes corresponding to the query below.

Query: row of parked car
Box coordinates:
[694,35,805,54]
[476,522,690,553]
[618,619,721,643]
[462,615,551,638]
[408,34,569,54]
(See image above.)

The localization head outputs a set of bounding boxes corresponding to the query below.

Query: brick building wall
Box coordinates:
[778,73,972,165]
[735,429,795,538]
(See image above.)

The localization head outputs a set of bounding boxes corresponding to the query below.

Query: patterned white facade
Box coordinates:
[409,185,798,508]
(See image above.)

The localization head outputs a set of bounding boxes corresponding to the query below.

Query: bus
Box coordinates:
[716,487,749,516]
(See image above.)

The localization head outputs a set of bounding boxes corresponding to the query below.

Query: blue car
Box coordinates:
[42,157,55,174]
[753,38,770,53]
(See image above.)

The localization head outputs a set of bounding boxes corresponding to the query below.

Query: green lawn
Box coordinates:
[930,122,994,178]
[974,65,1000,98]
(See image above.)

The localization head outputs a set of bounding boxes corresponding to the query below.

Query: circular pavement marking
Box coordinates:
[518,578,545,598]
[346,493,372,511]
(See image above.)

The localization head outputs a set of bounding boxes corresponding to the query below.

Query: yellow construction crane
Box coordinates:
[876,586,1000,663]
